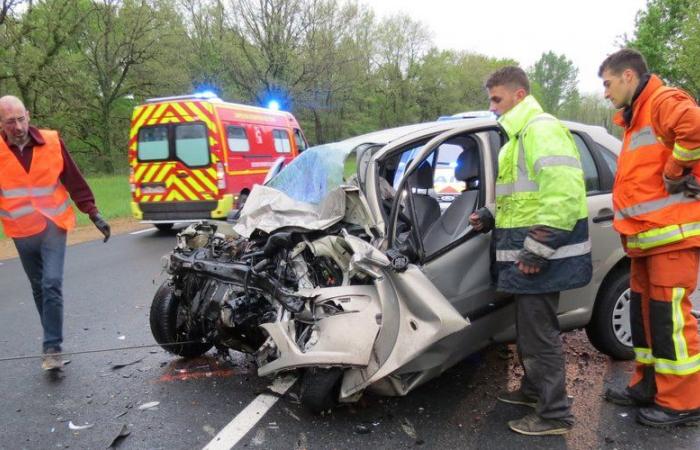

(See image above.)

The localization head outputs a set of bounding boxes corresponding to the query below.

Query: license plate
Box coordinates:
[141,185,166,194]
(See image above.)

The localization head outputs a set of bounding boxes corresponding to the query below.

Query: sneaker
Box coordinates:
[508,413,573,436]
[497,390,537,408]
[604,386,652,407]
[41,349,64,371]
[637,405,700,428]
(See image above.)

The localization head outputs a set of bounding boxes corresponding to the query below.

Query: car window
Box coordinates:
[572,133,601,193]
[227,125,250,152]
[273,129,292,153]
[175,123,210,167]
[596,143,618,175]
[294,129,307,152]
[137,126,169,161]
[434,143,466,196]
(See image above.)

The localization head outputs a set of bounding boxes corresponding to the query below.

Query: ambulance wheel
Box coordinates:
[300,368,343,414]
[155,223,174,232]
[235,193,249,210]
[149,280,212,357]
[586,268,634,360]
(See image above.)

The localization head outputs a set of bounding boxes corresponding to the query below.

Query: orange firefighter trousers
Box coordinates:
[629,248,700,411]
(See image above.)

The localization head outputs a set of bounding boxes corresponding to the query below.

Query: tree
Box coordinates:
[528,51,579,114]
[627,0,698,97]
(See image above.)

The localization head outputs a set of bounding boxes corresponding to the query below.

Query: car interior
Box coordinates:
[378,132,486,259]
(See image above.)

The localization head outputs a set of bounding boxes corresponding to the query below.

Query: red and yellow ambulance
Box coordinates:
[128,93,307,230]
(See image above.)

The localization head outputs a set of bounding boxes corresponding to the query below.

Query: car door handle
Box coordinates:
[176,171,189,179]
[592,209,614,223]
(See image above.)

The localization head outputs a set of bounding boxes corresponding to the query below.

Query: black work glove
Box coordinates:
[663,173,700,198]
[469,207,495,233]
[90,213,111,242]
[516,248,548,273]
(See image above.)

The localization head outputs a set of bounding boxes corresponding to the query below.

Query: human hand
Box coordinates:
[469,212,483,231]
[90,213,111,242]
[517,260,541,274]
[516,249,546,275]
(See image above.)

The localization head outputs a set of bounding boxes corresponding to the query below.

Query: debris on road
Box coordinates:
[111,357,144,370]
[106,423,130,449]
[68,421,94,430]
[400,417,417,439]
[117,335,126,340]
[138,401,160,411]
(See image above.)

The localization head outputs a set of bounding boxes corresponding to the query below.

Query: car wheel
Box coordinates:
[155,223,174,232]
[300,368,343,414]
[585,269,634,360]
[149,280,213,357]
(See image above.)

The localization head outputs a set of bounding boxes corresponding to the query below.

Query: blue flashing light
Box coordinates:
[194,90,218,99]
[267,100,281,111]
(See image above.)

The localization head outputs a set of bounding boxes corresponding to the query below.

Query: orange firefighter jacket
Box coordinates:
[612,75,700,256]
[0,129,76,238]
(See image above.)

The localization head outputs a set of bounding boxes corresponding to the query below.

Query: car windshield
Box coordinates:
[266,142,357,204]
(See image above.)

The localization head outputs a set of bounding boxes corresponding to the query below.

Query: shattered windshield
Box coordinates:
[266,142,356,204]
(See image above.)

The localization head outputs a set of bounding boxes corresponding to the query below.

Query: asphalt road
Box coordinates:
[0,229,698,450]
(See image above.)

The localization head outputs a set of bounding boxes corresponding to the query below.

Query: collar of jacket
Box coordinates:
[613,73,660,128]
[498,95,544,140]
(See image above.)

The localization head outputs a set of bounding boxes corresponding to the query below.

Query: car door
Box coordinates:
[385,124,508,319]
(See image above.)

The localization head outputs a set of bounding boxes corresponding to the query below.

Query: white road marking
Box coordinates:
[203,375,297,450]
[129,227,157,235]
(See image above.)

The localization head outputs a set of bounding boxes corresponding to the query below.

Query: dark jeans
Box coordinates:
[515,292,573,423]
[13,221,67,353]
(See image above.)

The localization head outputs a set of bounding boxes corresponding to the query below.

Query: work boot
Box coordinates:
[497,390,537,408]
[604,386,652,407]
[637,405,700,428]
[508,413,573,436]
[41,348,64,371]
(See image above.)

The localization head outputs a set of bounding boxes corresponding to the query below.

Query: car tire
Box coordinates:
[235,193,248,210]
[300,368,343,414]
[149,280,213,358]
[155,223,174,232]
[585,269,635,360]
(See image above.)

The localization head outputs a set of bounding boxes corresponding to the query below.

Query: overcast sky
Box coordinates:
[371,0,648,96]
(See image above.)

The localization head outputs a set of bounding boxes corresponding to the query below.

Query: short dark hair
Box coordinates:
[598,48,648,78]
[485,66,530,94]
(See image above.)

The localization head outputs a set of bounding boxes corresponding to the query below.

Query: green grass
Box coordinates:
[0,175,132,240]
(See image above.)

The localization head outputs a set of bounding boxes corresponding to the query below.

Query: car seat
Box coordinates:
[422,136,481,255]
[406,160,441,236]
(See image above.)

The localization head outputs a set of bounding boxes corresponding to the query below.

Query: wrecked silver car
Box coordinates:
[150,119,630,412]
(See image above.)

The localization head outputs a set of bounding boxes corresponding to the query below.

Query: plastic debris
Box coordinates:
[619,412,628,418]
[111,357,144,370]
[138,401,160,411]
[400,417,417,440]
[68,421,94,430]
[106,423,130,449]
[117,335,126,340]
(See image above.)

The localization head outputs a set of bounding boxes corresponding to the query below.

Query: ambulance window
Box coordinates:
[273,129,291,153]
[137,126,169,161]
[227,126,250,152]
[175,123,210,167]
[294,129,307,152]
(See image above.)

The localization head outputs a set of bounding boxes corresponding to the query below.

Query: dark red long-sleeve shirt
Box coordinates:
[1,126,98,217]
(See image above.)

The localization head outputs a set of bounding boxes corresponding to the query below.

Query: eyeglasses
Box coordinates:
[2,116,26,126]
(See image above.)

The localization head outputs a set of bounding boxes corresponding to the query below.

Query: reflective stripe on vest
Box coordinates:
[673,142,700,162]
[0,203,34,219]
[615,192,697,220]
[0,183,60,199]
[626,221,700,250]
[628,126,657,151]
[495,116,582,196]
[495,238,591,262]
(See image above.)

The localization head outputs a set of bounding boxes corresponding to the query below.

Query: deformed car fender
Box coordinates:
[257,285,382,376]
[339,265,471,399]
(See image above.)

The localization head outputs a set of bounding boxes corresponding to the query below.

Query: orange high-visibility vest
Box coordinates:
[613,80,700,254]
[0,129,76,238]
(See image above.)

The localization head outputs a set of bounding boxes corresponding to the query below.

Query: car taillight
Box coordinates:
[129,167,136,193]
[216,162,226,189]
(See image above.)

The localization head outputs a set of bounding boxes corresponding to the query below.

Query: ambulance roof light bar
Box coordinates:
[145,91,222,103]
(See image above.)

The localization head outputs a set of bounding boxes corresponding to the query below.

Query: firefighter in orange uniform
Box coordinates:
[598,49,700,427]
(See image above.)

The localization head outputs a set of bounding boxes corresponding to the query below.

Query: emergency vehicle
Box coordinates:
[128,93,308,230]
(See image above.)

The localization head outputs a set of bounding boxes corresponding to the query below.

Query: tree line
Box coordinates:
[1,0,696,174]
